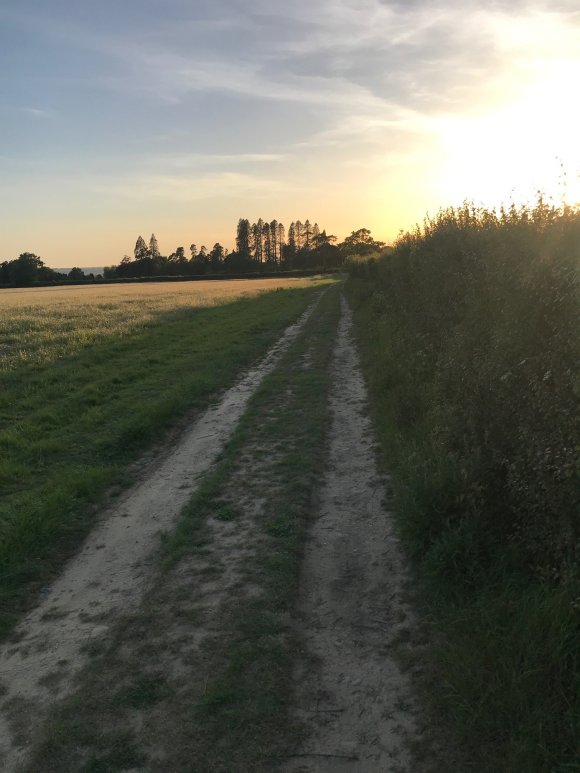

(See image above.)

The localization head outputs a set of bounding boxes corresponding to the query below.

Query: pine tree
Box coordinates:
[269,220,278,263]
[149,234,160,257]
[252,221,263,263]
[134,235,148,260]
[312,222,320,246]
[288,223,296,252]
[263,221,272,262]
[277,222,285,262]
[304,219,313,250]
[236,219,251,259]
[210,243,224,269]
[294,221,303,250]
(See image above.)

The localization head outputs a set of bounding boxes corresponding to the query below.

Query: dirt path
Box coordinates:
[0,298,319,773]
[279,296,429,772]
[1,290,442,772]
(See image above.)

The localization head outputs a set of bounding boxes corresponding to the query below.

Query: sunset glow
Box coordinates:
[1,1,579,266]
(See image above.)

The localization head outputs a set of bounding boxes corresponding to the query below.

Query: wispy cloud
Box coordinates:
[91,170,307,203]
[20,107,53,118]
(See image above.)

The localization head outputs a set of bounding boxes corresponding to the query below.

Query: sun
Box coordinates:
[437,58,580,208]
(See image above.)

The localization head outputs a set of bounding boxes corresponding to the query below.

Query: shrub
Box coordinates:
[347,196,580,770]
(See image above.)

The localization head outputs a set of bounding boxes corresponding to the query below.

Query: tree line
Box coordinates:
[0,222,385,286]
[0,253,93,286]
[106,219,385,279]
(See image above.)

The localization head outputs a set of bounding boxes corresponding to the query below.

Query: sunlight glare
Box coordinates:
[437,58,580,208]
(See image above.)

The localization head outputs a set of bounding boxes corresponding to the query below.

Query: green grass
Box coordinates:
[347,198,580,772]
[0,281,330,639]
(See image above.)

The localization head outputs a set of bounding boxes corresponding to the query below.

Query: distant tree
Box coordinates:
[134,236,148,260]
[209,242,224,270]
[315,229,337,247]
[269,220,278,263]
[116,255,135,278]
[340,228,385,256]
[312,231,341,269]
[189,243,198,260]
[149,234,160,257]
[294,220,303,250]
[236,219,251,260]
[304,219,313,250]
[166,246,187,274]
[287,222,296,252]
[68,267,85,280]
[262,220,273,263]
[12,253,45,286]
[277,222,285,262]
[258,218,266,261]
[252,221,263,263]
[312,222,320,245]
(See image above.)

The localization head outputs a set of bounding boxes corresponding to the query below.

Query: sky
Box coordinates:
[1,0,579,267]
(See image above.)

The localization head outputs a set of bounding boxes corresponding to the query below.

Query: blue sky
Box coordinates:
[1,0,579,266]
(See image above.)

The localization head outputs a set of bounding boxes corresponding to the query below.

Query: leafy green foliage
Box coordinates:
[348,198,580,771]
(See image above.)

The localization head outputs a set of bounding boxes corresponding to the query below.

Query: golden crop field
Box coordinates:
[0,277,324,370]
[0,277,317,309]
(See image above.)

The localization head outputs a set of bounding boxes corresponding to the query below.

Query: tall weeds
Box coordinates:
[348,198,580,771]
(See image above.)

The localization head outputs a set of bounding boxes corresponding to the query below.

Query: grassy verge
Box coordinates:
[346,200,579,772]
[0,281,330,639]
[25,285,341,773]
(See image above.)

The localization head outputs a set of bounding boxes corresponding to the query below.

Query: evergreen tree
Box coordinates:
[149,234,160,257]
[294,221,303,250]
[312,222,320,245]
[304,219,313,250]
[269,220,278,263]
[262,220,272,263]
[288,222,296,252]
[134,235,148,260]
[252,221,263,263]
[236,219,251,260]
[209,243,224,270]
[277,222,285,263]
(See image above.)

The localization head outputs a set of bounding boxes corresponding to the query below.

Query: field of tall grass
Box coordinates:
[0,278,328,638]
[347,199,579,772]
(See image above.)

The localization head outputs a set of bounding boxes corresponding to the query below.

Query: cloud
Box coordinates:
[20,107,53,118]
[90,169,306,203]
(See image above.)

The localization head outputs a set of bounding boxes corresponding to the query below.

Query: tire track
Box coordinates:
[280,295,430,772]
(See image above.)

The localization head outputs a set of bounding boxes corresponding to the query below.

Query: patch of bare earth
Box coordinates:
[278,297,437,772]
[0,297,320,773]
